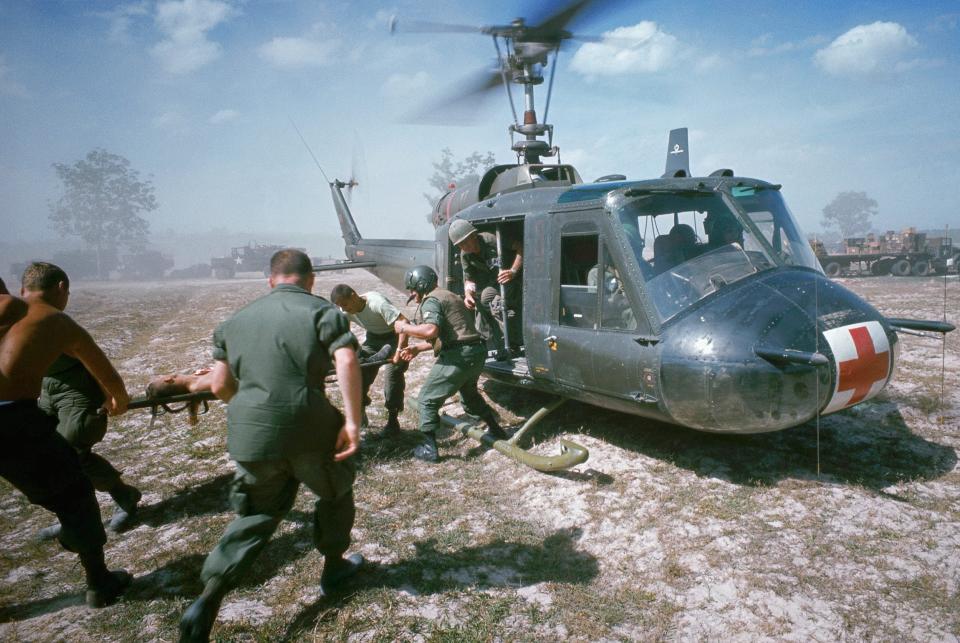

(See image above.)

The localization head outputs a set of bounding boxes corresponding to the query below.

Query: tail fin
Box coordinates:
[662,127,690,178]
[330,179,362,246]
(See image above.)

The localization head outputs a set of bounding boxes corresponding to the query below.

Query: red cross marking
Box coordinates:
[837,326,890,405]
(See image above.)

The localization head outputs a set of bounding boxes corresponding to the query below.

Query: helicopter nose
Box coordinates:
[658,270,896,433]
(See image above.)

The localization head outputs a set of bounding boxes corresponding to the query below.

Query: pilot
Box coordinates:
[330,284,409,437]
[669,223,702,263]
[394,265,506,463]
[20,263,143,538]
[448,219,522,358]
[703,212,744,250]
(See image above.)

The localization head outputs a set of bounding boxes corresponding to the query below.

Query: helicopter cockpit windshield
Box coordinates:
[610,185,820,322]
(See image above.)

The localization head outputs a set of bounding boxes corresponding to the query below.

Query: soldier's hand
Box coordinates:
[334,423,360,461]
[497,268,516,284]
[103,392,129,416]
[463,292,476,309]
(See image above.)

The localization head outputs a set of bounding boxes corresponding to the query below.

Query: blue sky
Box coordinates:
[1,0,958,261]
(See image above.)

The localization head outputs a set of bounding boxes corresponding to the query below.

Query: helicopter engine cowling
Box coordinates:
[658,270,897,433]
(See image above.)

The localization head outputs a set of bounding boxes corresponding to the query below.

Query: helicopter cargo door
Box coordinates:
[525,214,647,405]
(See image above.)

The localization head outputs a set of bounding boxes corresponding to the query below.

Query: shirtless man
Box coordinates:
[0,266,131,607]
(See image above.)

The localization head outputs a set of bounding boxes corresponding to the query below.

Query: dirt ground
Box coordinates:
[0,273,957,642]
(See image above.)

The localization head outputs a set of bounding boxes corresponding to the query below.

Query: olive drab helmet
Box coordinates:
[404,265,438,296]
[448,219,477,246]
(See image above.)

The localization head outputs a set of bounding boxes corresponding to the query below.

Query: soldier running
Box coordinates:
[330,284,409,437]
[395,265,506,463]
[19,262,143,537]
[0,266,131,608]
[180,249,365,642]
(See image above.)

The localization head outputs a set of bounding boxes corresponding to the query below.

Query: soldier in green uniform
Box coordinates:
[448,219,523,357]
[330,284,409,436]
[180,249,365,643]
[0,265,131,608]
[395,265,506,463]
[19,265,143,537]
[20,263,142,536]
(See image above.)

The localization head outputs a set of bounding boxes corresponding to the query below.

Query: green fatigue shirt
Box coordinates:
[40,355,104,407]
[213,283,358,461]
[345,291,401,335]
[460,232,502,291]
[415,289,483,355]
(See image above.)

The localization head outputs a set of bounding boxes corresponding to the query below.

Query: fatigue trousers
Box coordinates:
[0,402,107,557]
[199,452,356,588]
[359,331,408,412]
[417,343,492,434]
[476,281,522,349]
[39,380,124,493]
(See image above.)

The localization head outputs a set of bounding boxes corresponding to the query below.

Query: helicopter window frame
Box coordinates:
[559,231,601,329]
[557,224,643,332]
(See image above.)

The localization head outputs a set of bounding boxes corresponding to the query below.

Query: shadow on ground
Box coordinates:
[280,526,597,641]
[482,381,957,490]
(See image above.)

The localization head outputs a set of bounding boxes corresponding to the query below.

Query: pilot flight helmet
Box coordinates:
[448,219,477,246]
[404,265,438,296]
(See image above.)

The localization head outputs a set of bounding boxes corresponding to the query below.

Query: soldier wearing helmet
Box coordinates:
[395,265,506,463]
[448,219,523,358]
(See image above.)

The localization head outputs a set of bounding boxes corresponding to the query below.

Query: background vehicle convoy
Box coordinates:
[210,242,288,279]
[811,228,957,277]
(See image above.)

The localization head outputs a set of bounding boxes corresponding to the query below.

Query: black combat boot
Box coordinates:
[320,553,364,596]
[483,412,507,441]
[412,432,439,463]
[81,551,132,608]
[383,411,401,437]
[108,483,142,533]
[179,576,228,643]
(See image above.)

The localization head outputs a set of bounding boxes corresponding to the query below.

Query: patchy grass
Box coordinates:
[0,274,958,641]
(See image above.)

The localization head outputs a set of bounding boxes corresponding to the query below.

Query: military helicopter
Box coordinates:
[313,0,954,470]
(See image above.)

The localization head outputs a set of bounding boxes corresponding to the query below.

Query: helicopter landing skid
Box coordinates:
[440,398,587,472]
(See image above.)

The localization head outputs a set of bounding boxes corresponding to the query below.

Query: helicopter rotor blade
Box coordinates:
[401,66,505,125]
[390,16,484,35]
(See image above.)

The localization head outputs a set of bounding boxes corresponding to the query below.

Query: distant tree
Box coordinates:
[49,149,158,278]
[820,191,877,240]
[424,148,495,223]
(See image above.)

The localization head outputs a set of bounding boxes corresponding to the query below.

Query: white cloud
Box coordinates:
[257,37,337,68]
[570,22,679,76]
[380,71,430,99]
[814,22,918,76]
[0,54,30,98]
[98,2,150,44]
[150,0,237,75]
[209,108,238,124]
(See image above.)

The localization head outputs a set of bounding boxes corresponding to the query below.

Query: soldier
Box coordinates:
[330,284,409,437]
[180,249,365,643]
[19,263,143,537]
[395,265,506,463]
[448,219,523,357]
[0,265,131,608]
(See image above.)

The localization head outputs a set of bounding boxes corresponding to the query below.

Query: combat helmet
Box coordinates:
[404,265,438,297]
[448,219,477,246]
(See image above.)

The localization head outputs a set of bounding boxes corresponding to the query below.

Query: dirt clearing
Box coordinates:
[1,274,957,641]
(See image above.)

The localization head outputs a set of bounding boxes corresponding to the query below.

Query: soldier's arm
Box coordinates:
[333,346,361,461]
[394,318,439,342]
[63,318,129,416]
[209,360,238,402]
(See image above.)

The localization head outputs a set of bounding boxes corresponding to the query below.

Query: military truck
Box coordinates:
[812,228,956,277]
[210,242,288,279]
